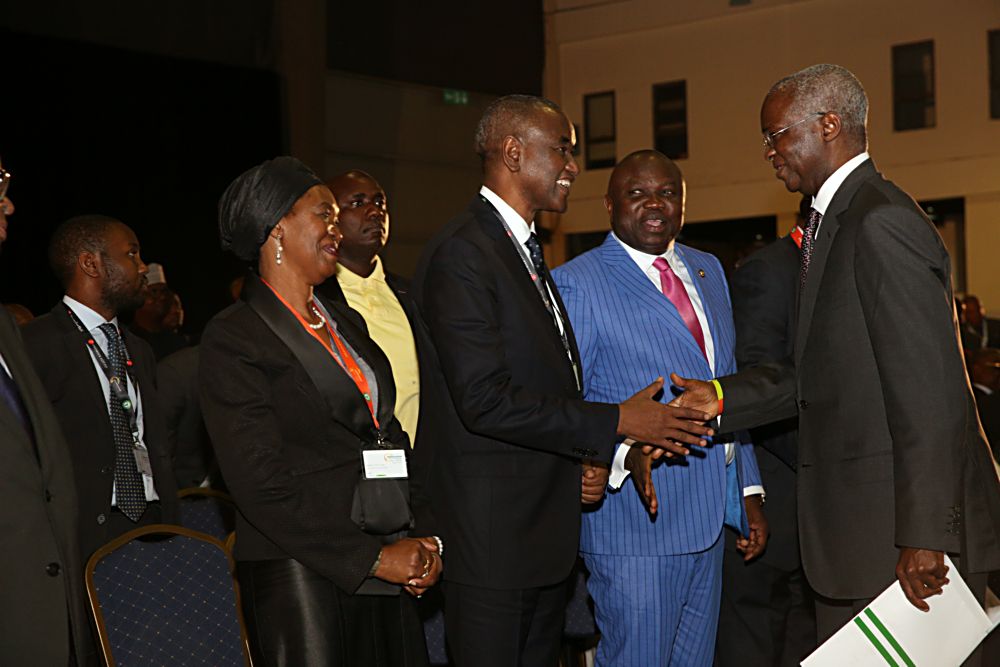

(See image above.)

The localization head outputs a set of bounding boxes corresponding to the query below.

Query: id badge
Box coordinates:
[133,446,153,477]
[362,449,408,479]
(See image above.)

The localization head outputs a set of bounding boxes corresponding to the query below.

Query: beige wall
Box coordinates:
[325,72,494,277]
[545,0,1000,312]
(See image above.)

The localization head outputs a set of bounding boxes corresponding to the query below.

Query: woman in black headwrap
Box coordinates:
[200,157,441,666]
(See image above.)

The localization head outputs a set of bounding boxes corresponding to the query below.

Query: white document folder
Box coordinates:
[802,556,1000,666]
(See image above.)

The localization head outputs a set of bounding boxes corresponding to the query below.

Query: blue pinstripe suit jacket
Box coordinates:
[553,234,761,556]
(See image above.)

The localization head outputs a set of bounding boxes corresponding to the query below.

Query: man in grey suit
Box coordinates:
[671,64,1000,659]
[0,185,92,664]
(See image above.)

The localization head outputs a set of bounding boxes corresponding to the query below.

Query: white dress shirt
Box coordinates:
[480,185,568,338]
[811,151,870,234]
[605,236,764,498]
[63,296,159,503]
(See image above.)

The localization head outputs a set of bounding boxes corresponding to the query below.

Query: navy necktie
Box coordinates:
[0,362,35,443]
[99,323,147,522]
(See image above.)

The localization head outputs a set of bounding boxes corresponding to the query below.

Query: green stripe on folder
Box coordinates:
[864,608,916,667]
[854,617,899,666]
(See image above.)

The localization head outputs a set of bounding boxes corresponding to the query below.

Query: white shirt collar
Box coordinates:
[63,295,118,331]
[811,152,869,215]
[480,185,535,244]
[612,231,677,271]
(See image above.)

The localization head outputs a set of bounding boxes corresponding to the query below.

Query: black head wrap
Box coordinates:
[218,156,324,262]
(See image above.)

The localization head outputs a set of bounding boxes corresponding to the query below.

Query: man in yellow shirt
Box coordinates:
[318,170,422,444]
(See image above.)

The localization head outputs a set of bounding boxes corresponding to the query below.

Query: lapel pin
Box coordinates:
[697,269,706,278]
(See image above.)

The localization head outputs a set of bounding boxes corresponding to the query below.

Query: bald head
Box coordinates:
[605,150,685,255]
[474,95,564,166]
[325,169,389,275]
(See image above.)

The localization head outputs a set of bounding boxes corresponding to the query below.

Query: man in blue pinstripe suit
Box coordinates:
[552,150,767,666]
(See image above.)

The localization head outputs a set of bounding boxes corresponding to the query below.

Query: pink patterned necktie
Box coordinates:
[652,257,706,359]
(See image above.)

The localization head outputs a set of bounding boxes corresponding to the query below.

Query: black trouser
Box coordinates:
[443,579,568,667]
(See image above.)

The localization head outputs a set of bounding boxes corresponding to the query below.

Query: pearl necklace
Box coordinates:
[307,304,326,330]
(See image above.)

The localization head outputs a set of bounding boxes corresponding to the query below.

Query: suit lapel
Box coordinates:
[474,198,579,375]
[49,305,116,450]
[243,274,381,438]
[601,236,708,364]
[794,160,875,363]
[675,245,723,373]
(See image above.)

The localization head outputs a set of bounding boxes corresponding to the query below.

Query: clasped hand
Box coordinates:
[375,537,443,597]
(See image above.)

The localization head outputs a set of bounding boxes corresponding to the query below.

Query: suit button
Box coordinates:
[799,400,809,410]
[46,563,61,577]
[97,513,107,525]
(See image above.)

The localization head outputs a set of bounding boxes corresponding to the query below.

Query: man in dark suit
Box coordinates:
[716,207,816,667]
[411,95,715,667]
[671,65,1000,654]
[0,191,93,664]
[23,215,179,566]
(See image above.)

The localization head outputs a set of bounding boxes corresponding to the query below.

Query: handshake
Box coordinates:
[616,373,721,458]
[582,373,721,515]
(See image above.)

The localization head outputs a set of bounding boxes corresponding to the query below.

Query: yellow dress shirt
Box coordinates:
[336,258,420,445]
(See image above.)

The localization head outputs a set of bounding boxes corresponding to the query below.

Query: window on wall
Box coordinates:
[584,91,616,169]
[892,40,936,131]
[653,80,688,159]
[989,29,1000,119]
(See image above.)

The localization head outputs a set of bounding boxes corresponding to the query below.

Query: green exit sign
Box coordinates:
[443,89,469,105]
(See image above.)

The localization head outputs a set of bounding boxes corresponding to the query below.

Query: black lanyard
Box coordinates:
[64,306,142,445]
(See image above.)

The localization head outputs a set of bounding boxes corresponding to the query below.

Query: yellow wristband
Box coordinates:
[710,379,724,415]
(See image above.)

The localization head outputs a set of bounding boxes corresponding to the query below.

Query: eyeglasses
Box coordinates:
[762,112,826,149]
[0,159,10,201]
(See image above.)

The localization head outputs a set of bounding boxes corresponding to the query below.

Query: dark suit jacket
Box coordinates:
[22,302,179,562]
[157,346,216,488]
[199,272,413,594]
[730,235,801,571]
[410,194,620,590]
[720,160,1000,599]
[0,309,93,664]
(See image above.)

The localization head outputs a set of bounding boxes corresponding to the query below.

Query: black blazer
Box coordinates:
[22,303,179,562]
[720,160,1000,599]
[0,309,93,665]
[410,195,619,589]
[199,272,411,595]
[730,235,801,571]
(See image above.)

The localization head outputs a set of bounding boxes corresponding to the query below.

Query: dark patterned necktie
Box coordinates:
[100,323,146,522]
[799,208,822,293]
[525,232,580,386]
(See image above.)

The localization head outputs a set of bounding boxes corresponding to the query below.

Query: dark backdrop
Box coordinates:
[1,29,282,335]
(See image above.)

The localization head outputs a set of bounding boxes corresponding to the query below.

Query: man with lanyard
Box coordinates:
[411,95,715,667]
[22,214,178,571]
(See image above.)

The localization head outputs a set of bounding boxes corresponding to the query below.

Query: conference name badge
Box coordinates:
[362,449,409,479]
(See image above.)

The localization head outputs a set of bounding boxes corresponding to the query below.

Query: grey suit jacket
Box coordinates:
[0,309,93,664]
[720,160,1000,599]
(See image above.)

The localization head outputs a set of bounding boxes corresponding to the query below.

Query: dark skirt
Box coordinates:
[237,558,429,667]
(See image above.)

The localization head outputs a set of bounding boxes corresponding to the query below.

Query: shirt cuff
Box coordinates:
[743,485,765,499]
[608,441,633,489]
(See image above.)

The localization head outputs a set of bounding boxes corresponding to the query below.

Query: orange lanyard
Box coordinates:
[262,280,379,429]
